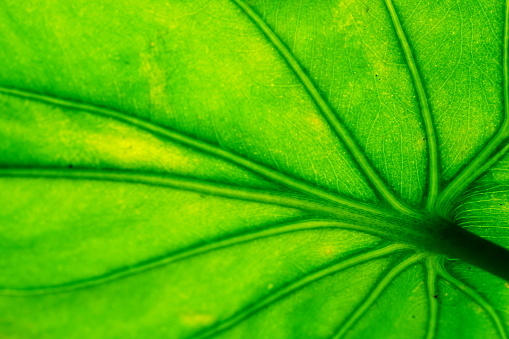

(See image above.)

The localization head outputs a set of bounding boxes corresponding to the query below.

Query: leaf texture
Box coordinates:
[1,0,509,338]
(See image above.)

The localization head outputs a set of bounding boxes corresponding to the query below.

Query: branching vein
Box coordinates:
[192,244,410,339]
[331,253,424,339]
[437,0,509,216]
[230,0,417,217]
[0,86,372,214]
[437,265,507,339]
[383,0,439,210]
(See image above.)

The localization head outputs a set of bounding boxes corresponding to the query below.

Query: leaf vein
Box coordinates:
[0,166,393,218]
[230,0,417,217]
[331,253,425,339]
[193,244,411,339]
[437,265,507,339]
[0,86,372,212]
[0,219,385,296]
[383,0,439,210]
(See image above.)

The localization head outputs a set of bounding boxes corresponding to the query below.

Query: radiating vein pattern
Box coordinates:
[0,86,380,214]
[192,244,411,339]
[0,0,509,338]
[231,0,417,217]
[3,166,464,258]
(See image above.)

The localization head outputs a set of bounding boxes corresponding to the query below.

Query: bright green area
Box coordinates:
[0,0,509,338]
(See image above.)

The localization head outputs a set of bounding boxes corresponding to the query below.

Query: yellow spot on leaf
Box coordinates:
[180,313,216,327]
[321,245,337,256]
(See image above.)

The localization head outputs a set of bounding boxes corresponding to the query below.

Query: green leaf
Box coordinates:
[1,0,509,338]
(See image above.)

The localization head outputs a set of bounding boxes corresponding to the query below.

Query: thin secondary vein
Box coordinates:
[383,0,439,210]
[437,265,507,339]
[0,166,440,251]
[0,167,391,217]
[331,253,425,339]
[0,86,366,213]
[0,219,381,296]
[192,244,411,339]
[230,0,418,217]
[437,0,509,216]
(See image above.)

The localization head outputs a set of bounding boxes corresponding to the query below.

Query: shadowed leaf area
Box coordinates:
[1,0,509,338]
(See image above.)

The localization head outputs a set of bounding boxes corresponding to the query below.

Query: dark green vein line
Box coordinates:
[1,167,459,261]
[425,258,438,339]
[437,266,507,339]
[0,86,368,214]
[331,253,424,339]
[192,244,411,339]
[0,167,391,218]
[230,0,418,217]
[437,0,509,216]
[0,219,381,296]
[384,0,439,210]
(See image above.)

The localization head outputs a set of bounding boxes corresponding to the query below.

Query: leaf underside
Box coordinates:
[1,0,509,338]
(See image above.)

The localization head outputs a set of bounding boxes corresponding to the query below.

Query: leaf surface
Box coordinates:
[1,0,509,338]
